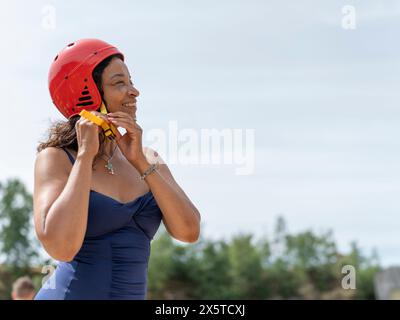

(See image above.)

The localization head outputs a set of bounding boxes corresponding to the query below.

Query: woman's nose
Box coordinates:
[128,85,139,97]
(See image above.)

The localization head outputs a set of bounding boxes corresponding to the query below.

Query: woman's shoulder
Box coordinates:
[35,147,73,171]
[37,146,68,157]
[36,146,62,157]
[36,147,76,168]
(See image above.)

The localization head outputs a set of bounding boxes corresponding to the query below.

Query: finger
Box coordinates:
[113,126,123,141]
[79,115,102,128]
[107,112,135,121]
[75,122,80,143]
[91,111,111,123]
[107,114,138,124]
[108,118,137,131]
[75,120,81,145]
[79,117,92,125]
[107,111,128,117]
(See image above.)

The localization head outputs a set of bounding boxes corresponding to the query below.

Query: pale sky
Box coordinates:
[0,0,399,266]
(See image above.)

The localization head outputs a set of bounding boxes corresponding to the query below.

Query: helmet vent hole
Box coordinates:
[76,86,94,107]
[54,55,58,61]
[78,96,92,102]
[76,101,94,107]
[67,42,75,47]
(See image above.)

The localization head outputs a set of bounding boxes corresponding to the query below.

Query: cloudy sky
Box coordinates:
[0,0,399,266]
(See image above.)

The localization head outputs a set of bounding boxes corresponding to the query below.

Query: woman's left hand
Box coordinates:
[106,112,145,167]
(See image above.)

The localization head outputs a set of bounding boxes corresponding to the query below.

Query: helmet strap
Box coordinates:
[99,101,109,114]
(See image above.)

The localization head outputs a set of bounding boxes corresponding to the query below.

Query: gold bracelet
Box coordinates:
[140,163,158,180]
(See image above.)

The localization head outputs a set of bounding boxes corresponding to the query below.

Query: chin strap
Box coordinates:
[99,101,109,115]
[79,102,119,140]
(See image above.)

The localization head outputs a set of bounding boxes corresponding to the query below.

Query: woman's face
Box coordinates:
[100,57,139,117]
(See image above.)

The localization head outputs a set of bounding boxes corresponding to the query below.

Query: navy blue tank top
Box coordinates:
[34,148,163,300]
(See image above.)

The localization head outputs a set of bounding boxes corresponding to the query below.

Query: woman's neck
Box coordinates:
[101,139,119,158]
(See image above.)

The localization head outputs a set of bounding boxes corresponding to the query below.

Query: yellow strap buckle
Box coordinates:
[79,104,118,140]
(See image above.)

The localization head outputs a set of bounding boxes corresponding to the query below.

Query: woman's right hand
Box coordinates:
[76,111,113,159]
[75,112,102,159]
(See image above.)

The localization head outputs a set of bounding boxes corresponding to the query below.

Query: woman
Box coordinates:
[33,39,201,299]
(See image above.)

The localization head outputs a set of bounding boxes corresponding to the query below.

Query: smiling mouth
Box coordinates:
[122,102,136,108]
[121,102,137,114]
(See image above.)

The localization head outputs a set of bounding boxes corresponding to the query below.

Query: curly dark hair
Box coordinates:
[37,53,123,168]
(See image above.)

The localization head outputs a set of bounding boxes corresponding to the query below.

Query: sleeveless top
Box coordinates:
[34,147,163,300]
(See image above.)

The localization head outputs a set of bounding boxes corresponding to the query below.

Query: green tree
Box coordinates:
[0,178,39,269]
[145,216,381,300]
[285,230,338,292]
[227,234,265,299]
[148,229,176,298]
[191,240,234,299]
[0,178,42,299]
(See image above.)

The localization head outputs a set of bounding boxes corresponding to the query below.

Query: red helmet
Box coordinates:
[48,39,124,119]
